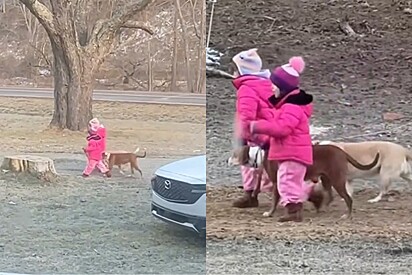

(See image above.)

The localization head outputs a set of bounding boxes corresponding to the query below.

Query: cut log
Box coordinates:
[1,155,58,182]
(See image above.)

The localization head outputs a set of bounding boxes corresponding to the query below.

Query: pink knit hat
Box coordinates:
[88,118,100,132]
[270,56,306,95]
[232,48,269,77]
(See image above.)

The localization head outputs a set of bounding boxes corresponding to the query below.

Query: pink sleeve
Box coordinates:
[236,86,258,140]
[85,140,97,152]
[251,105,302,138]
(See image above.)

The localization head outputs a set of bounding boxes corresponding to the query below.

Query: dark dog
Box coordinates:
[103,147,146,177]
[236,144,380,219]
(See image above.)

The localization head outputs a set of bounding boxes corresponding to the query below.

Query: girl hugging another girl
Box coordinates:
[249,56,323,222]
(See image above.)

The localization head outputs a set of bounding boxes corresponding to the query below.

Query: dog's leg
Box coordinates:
[118,165,125,175]
[345,180,354,198]
[320,176,334,208]
[334,179,353,219]
[263,186,280,217]
[132,159,143,178]
[107,157,115,176]
[129,162,135,177]
[368,176,391,203]
[262,159,279,217]
[135,166,143,178]
[252,166,263,198]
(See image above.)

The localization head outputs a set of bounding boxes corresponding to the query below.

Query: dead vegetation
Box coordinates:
[0,0,205,94]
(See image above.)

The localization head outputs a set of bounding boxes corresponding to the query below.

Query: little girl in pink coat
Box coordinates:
[231,48,274,208]
[82,118,111,178]
[250,56,323,222]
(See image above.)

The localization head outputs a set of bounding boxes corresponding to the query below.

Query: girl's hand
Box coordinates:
[249,121,257,133]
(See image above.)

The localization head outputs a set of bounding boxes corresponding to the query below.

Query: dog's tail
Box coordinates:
[345,151,380,170]
[134,147,147,158]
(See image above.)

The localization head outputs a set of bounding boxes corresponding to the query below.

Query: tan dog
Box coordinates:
[232,145,380,219]
[103,147,147,177]
[318,141,412,203]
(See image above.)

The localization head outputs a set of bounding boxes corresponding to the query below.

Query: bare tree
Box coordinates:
[174,0,193,93]
[170,6,178,92]
[19,0,154,131]
[193,0,205,93]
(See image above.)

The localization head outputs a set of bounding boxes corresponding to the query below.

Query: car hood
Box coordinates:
[155,155,206,185]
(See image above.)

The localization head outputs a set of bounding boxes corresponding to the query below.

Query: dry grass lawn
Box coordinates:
[0,98,205,157]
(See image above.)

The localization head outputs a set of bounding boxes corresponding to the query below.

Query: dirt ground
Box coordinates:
[206,0,412,273]
[0,98,205,274]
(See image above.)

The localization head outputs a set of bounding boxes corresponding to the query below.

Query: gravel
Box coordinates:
[207,239,412,274]
[0,155,205,274]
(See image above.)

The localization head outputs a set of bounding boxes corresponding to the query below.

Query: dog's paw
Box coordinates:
[262,211,272,217]
[339,214,352,220]
[367,197,381,203]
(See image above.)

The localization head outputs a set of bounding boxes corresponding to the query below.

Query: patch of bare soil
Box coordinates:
[206,1,412,266]
[206,186,412,241]
[0,98,205,157]
[206,0,412,247]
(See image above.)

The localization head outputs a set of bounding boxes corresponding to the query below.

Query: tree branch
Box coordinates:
[19,0,57,36]
[110,0,153,26]
[86,0,153,57]
[121,21,154,35]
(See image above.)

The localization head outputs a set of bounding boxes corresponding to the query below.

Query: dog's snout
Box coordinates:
[227,156,239,166]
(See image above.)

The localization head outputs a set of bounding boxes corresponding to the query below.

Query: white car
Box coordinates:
[151,155,206,235]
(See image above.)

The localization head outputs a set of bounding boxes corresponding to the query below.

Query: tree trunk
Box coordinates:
[146,12,153,92]
[18,0,154,131]
[196,0,206,94]
[170,7,178,92]
[175,0,193,93]
[49,41,94,131]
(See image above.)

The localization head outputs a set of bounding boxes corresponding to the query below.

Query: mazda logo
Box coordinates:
[164,180,171,190]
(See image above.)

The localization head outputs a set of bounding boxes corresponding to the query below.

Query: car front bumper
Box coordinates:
[151,202,206,234]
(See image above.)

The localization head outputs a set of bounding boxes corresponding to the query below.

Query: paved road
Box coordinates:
[0,87,205,106]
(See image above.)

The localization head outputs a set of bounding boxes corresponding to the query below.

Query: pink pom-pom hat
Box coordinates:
[88,118,101,132]
[270,56,306,95]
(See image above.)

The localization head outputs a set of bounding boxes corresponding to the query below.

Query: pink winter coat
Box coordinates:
[97,126,107,152]
[251,89,314,165]
[85,131,105,161]
[234,75,275,147]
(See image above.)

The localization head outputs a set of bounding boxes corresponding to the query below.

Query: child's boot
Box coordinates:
[232,191,258,208]
[278,203,303,222]
[105,171,112,178]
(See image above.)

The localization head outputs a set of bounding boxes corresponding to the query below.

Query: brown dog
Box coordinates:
[236,144,380,219]
[103,147,147,177]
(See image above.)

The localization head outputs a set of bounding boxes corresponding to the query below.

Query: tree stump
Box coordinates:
[1,155,58,182]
